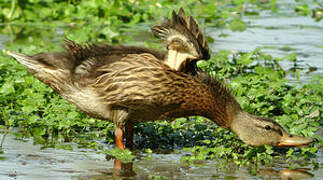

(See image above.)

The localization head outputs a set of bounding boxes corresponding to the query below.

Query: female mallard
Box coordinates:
[6,39,312,149]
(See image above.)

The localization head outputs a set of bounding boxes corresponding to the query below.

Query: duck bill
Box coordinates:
[278,134,313,147]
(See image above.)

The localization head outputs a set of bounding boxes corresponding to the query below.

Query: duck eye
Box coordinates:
[265,125,271,130]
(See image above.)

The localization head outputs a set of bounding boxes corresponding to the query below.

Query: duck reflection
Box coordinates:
[76,158,136,180]
[112,158,136,179]
[258,168,314,180]
[76,156,315,180]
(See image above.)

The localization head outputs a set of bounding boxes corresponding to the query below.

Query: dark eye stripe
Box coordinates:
[255,125,283,136]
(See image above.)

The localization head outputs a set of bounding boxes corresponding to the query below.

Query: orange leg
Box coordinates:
[125,122,134,150]
[115,127,125,150]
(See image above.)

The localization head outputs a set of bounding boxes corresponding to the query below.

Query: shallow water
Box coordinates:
[1,130,322,180]
[210,0,323,83]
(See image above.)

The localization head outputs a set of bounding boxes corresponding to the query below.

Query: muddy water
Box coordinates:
[210,0,323,83]
[0,130,322,180]
[0,131,112,180]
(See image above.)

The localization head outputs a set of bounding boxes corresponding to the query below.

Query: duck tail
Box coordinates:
[6,51,39,71]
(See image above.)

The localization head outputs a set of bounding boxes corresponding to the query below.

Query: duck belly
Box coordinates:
[62,86,112,120]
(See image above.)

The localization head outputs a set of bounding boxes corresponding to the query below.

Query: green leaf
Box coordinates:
[237,52,253,65]
[230,18,247,32]
[0,81,15,95]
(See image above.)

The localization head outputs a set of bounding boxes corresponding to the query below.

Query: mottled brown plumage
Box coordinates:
[93,53,238,128]
[7,39,313,149]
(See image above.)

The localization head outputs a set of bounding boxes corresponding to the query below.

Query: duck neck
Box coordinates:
[206,96,242,129]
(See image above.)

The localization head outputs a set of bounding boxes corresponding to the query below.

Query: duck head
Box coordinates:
[230,111,313,147]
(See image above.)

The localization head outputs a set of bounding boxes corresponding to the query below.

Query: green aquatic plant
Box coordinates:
[103,148,136,163]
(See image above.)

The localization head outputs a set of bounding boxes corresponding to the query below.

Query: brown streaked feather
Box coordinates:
[60,38,170,81]
[91,53,238,126]
[63,38,166,66]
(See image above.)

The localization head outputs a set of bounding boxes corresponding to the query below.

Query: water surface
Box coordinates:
[1,130,322,179]
[210,0,323,83]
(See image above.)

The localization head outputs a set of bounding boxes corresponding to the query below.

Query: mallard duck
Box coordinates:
[6,38,312,149]
[151,8,210,74]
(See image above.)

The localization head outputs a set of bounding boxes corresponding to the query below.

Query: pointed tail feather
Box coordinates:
[6,50,39,71]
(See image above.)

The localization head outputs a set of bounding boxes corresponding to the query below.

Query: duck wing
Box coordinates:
[91,53,190,112]
[63,38,167,79]
[151,8,210,74]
